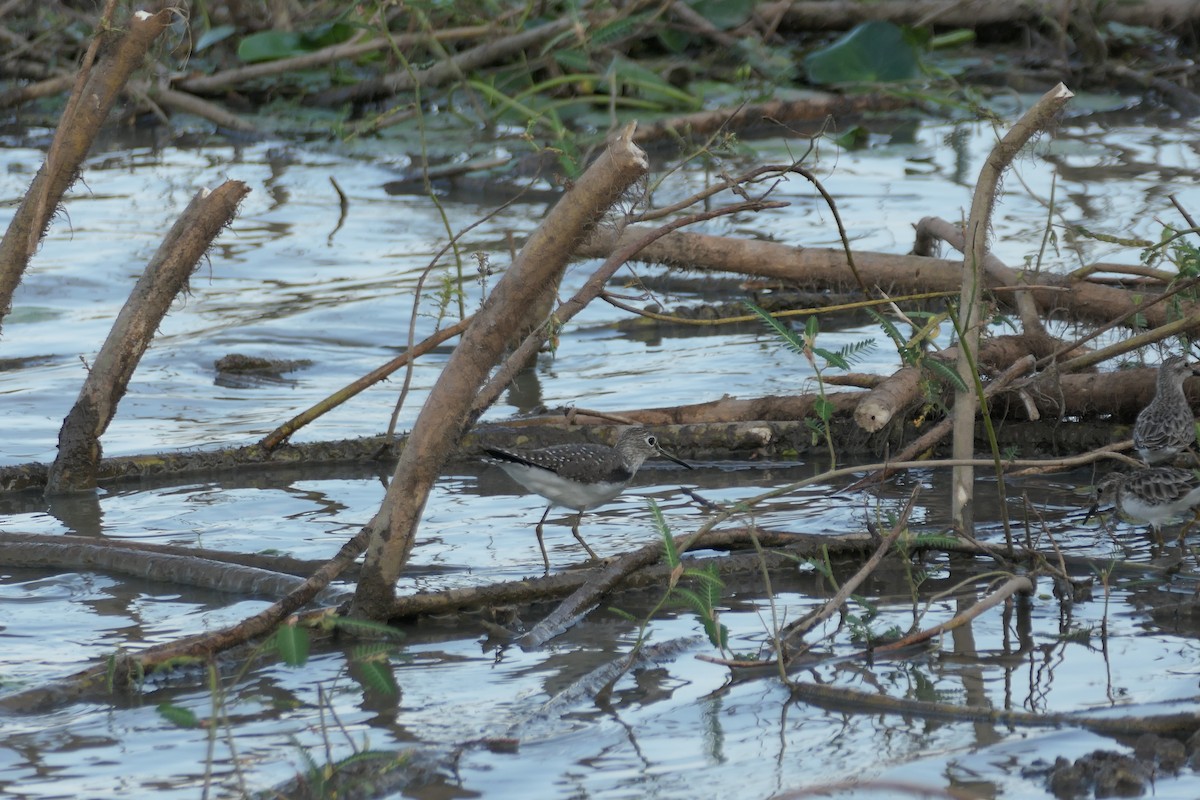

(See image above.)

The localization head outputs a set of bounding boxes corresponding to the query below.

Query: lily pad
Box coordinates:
[804,21,922,85]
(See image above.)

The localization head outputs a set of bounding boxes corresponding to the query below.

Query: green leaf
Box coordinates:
[686,564,725,606]
[196,24,236,52]
[608,606,639,623]
[608,57,703,110]
[238,30,305,63]
[832,125,871,150]
[237,23,354,63]
[813,347,850,370]
[350,658,399,698]
[672,586,708,616]
[924,358,969,392]
[657,28,692,53]
[743,300,806,356]
[814,396,834,422]
[157,703,201,728]
[328,616,407,640]
[272,622,310,667]
[805,21,922,85]
[650,499,680,567]
[300,22,356,49]
[691,0,754,30]
[702,618,729,650]
[929,29,975,49]
[553,48,592,72]
[591,12,653,46]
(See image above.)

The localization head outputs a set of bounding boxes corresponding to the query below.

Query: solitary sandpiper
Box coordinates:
[1132,355,1199,465]
[483,425,693,571]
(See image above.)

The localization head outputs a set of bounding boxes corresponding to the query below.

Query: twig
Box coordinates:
[868,575,1033,655]
[259,315,472,451]
[778,487,920,653]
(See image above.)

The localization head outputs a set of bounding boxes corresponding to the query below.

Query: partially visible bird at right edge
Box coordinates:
[1132,355,1199,465]
[1089,466,1200,542]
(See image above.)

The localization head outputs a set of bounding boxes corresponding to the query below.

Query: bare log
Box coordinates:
[45,181,250,495]
[0,8,172,328]
[0,534,317,599]
[915,216,1046,337]
[576,227,1194,331]
[953,83,1073,530]
[0,528,369,714]
[144,85,258,133]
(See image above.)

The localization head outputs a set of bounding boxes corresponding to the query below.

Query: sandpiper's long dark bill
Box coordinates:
[1132,355,1199,465]
[483,426,692,571]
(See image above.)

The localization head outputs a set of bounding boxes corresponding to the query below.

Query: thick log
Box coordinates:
[577,227,1199,331]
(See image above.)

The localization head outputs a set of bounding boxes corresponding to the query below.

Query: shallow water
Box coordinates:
[2,103,1200,798]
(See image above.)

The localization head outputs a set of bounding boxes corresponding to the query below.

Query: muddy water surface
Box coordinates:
[1,105,1200,798]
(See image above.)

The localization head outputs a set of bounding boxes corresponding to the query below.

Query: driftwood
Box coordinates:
[0,528,368,714]
[574,227,1198,331]
[0,533,319,600]
[951,83,1074,530]
[0,7,172,327]
[45,181,249,494]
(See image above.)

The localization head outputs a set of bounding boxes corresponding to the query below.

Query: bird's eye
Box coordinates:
[646,435,657,446]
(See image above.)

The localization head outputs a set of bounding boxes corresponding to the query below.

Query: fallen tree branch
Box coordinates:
[351,123,649,619]
[0,527,369,714]
[0,7,172,328]
[259,314,473,451]
[786,675,1200,738]
[575,226,1196,331]
[46,181,250,494]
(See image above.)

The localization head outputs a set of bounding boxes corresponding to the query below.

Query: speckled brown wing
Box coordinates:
[483,443,632,484]
[1121,467,1200,503]
[1133,400,1196,459]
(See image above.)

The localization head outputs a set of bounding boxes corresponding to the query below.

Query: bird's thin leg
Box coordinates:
[570,511,600,562]
[1180,508,1200,541]
[534,505,552,573]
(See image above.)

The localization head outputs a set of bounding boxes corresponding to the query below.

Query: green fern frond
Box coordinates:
[329,617,407,640]
[743,300,806,356]
[648,499,680,567]
[350,642,395,662]
[865,306,905,349]
[350,659,400,697]
[671,586,708,616]
[702,618,729,651]
[591,12,653,45]
[683,564,725,604]
[904,532,961,550]
[924,357,969,392]
[608,606,639,623]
